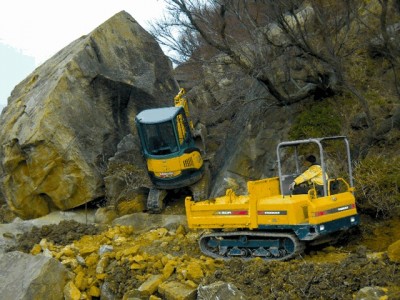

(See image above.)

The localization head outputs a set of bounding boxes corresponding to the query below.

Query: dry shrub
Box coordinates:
[354,154,400,218]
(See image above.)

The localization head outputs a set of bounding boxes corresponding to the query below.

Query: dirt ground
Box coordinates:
[2,202,400,299]
[202,247,400,299]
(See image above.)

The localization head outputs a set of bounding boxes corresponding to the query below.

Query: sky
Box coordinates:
[0,0,167,110]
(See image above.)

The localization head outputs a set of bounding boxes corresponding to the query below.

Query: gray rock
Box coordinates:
[0,251,68,300]
[354,286,387,300]
[112,213,187,232]
[101,281,120,300]
[197,281,247,300]
[95,206,118,224]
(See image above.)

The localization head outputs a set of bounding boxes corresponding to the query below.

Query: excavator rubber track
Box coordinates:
[147,188,167,214]
[190,163,211,201]
[199,231,305,261]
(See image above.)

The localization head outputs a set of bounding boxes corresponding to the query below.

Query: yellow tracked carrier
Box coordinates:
[185,136,359,261]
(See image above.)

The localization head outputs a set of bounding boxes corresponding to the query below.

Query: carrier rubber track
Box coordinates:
[199,231,305,261]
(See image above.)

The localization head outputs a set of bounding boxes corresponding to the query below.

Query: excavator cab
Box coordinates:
[137,107,191,157]
[135,89,209,212]
[136,106,204,189]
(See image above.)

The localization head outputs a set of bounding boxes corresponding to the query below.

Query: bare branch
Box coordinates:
[150,0,399,139]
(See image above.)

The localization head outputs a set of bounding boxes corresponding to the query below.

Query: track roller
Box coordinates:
[199,231,305,261]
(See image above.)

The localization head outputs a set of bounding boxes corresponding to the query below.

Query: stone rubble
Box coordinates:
[29,224,222,299]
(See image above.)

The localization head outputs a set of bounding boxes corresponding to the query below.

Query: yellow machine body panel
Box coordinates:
[147,151,203,179]
[256,196,310,226]
[185,177,358,230]
[306,192,357,224]
[185,190,253,229]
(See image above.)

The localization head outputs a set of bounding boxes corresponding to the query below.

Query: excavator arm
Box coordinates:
[174,88,194,131]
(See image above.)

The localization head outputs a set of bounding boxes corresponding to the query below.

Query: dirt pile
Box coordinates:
[6,220,102,253]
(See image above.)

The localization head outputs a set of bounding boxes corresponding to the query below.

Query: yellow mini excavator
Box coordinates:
[135,88,210,213]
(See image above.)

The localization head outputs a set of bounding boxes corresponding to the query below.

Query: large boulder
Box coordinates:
[0,11,178,219]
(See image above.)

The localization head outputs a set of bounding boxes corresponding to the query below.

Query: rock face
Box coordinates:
[0,11,178,219]
[176,56,297,198]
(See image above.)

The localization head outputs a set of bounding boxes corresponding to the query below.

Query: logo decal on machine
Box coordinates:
[313,204,355,217]
[258,210,288,215]
[214,210,248,215]
[159,172,174,178]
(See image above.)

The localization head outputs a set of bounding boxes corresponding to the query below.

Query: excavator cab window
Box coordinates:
[142,121,179,155]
